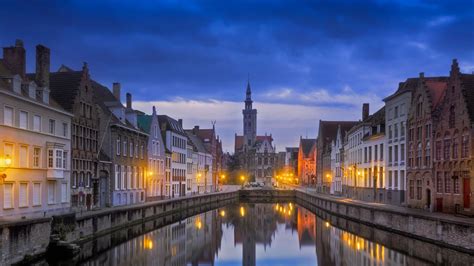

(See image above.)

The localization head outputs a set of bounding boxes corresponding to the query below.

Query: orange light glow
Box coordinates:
[220,210,226,217]
[143,237,153,250]
[240,206,245,217]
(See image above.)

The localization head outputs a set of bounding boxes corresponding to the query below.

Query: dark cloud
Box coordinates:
[0,0,472,104]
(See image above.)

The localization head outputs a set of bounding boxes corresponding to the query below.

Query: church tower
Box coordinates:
[243,80,257,148]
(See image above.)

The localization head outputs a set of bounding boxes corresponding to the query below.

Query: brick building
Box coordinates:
[433,60,474,214]
[48,64,99,210]
[297,138,316,185]
[406,74,448,210]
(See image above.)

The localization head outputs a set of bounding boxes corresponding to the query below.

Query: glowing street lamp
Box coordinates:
[0,155,12,181]
[240,206,245,217]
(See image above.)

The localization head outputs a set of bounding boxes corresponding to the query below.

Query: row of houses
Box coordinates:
[0,40,224,218]
[296,59,474,215]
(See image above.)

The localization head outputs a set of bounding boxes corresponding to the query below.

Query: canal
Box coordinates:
[43,202,474,266]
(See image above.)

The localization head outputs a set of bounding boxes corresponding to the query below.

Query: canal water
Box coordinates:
[46,202,474,266]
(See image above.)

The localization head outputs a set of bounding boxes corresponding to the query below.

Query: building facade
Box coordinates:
[48,64,100,210]
[186,129,213,193]
[235,81,276,185]
[383,82,412,205]
[298,138,316,185]
[433,60,474,214]
[330,126,344,195]
[158,115,187,197]
[94,82,148,206]
[406,74,448,210]
[138,106,166,200]
[0,40,72,217]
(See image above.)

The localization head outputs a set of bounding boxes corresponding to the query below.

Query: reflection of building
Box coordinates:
[235,81,276,185]
[297,208,316,247]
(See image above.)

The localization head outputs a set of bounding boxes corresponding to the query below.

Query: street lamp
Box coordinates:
[0,155,12,182]
[240,175,246,189]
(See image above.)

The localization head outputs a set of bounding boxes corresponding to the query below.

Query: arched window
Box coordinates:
[416,142,422,167]
[416,95,423,117]
[425,141,431,167]
[449,105,455,128]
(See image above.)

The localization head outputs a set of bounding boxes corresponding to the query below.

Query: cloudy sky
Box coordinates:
[1,0,473,152]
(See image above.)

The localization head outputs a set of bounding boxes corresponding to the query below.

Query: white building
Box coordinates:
[158,116,187,197]
[383,83,412,205]
[343,104,386,202]
[0,40,72,217]
[186,130,213,194]
[330,126,344,195]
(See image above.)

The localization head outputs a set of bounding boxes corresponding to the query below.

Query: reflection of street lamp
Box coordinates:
[0,155,12,181]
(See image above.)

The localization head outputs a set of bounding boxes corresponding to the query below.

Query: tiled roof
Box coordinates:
[300,138,316,158]
[157,115,186,136]
[185,130,210,154]
[319,120,358,153]
[47,70,83,112]
[425,79,448,110]
[234,135,274,151]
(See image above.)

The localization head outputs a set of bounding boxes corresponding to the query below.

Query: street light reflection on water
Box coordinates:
[58,202,472,266]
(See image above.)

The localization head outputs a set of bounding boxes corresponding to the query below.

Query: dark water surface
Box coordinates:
[45,202,474,266]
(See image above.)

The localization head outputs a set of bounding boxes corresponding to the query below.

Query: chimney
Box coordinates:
[126,92,132,109]
[193,125,199,134]
[112,82,121,101]
[35,44,50,88]
[362,103,369,121]
[3,39,26,78]
[152,106,156,115]
[178,119,183,128]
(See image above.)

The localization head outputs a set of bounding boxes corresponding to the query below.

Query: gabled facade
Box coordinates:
[316,120,358,193]
[433,60,474,214]
[406,74,448,210]
[186,129,213,193]
[93,82,148,206]
[138,106,166,200]
[330,126,344,195]
[48,64,99,211]
[298,138,316,185]
[158,115,187,197]
[0,40,72,217]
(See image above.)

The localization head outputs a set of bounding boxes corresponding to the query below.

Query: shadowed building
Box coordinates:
[235,81,276,185]
[298,138,316,185]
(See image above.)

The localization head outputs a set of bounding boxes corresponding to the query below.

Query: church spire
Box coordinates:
[246,77,252,101]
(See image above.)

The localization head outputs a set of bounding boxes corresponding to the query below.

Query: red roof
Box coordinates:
[425,80,447,110]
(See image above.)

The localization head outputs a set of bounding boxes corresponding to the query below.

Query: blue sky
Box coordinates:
[1,0,473,152]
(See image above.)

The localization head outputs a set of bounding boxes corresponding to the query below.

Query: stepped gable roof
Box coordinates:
[424,78,448,110]
[157,115,186,136]
[460,74,474,123]
[185,130,209,154]
[300,138,316,157]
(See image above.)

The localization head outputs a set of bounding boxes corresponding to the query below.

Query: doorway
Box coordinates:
[463,178,470,209]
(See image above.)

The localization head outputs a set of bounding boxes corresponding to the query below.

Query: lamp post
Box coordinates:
[0,155,12,182]
[240,175,246,189]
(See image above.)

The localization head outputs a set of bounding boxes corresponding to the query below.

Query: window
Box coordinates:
[123,140,127,156]
[380,144,383,160]
[115,165,120,190]
[388,146,392,163]
[388,126,392,139]
[116,138,121,155]
[72,172,78,188]
[127,166,132,189]
[388,171,392,187]
[400,144,405,162]
[444,139,451,160]
[452,138,459,159]
[394,123,398,138]
[436,172,443,193]
[19,111,28,129]
[48,182,56,204]
[444,172,451,193]
[4,106,13,126]
[61,183,68,203]
[449,106,455,128]
[394,106,399,118]
[416,180,422,200]
[425,124,431,139]
[19,183,28,207]
[394,170,398,188]
[33,183,41,206]
[63,151,68,169]
[394,145,398,163]
[121,165,126,189]
[62,123,68,137]
[19,145,28,167]
[462,135,469,158]
[416,143,422,167]
[48,150,54,168]
[424,141,430,166]
[4,143,13,165]
[130,142,133,157]
[409,180,414,199]
[56,150,63,169]
[33,147,41,167]
[401,122,405,137]
[49,119,55,134]
[33,115,41,131]
[416,95,422,117]
[3,183,13,209]
[436,141,442,160]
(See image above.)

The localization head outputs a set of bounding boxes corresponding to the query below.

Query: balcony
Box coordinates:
[47,168,64,179]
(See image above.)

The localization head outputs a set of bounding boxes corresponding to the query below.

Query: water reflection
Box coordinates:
[75,203,467,266]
